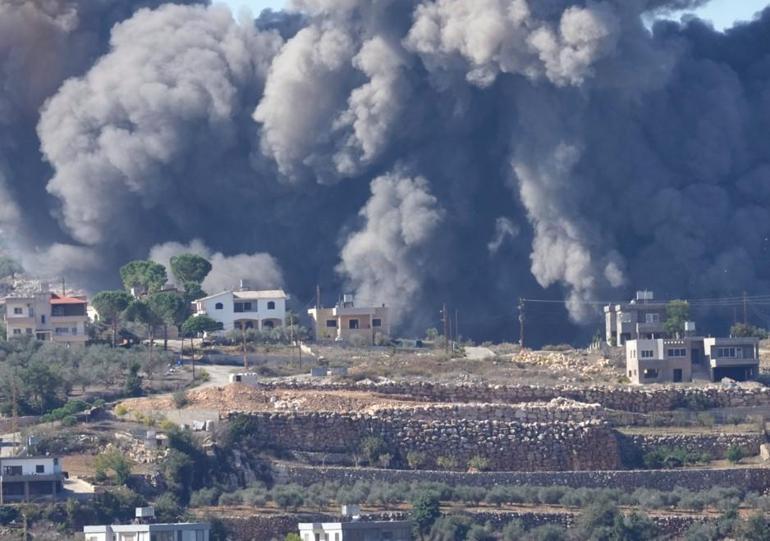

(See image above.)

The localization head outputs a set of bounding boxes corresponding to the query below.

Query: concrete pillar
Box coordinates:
[23,481,29,502]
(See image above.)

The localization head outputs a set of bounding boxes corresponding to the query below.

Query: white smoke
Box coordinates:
[149,240,285,294]
[337,171,444,318]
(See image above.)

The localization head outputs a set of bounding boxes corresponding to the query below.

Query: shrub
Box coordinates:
[428,515,470,541]
[272,485,305,511]
[436,456,458,470]
[467,455,490,472]
[406,451,426,470]
[537,486,566,505]
[726,445,744,464]
[527,525,567,541]
[114,404,128,416]
[190,487,221,507]
[410,491,441,537]
[501,520,526,541]
[240,486,268,507]
[453,486,486,506]
[359,436,387,466]
[218,492,243,506]
[485,486,510,507]
[172,391,189,409]
[285,535,302,541]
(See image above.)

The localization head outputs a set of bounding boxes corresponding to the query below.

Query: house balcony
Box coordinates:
[710,357,759,368]
[636,322,664,335]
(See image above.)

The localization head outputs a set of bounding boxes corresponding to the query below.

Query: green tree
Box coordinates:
[125,362,143,397]
[285,534,302,541]
[730,323,768,339]
[739,513,770,541]
[149,291,188,350]
[410,491,441,539]
[170,254,212,285]
[0,256,23,280]
[94,450,133,486]
[120,260,167,295]
[664,300,690,338]
[92,290,133,347]
[183,282,207,305]
[181,315,223,378]
[124,299,162,365]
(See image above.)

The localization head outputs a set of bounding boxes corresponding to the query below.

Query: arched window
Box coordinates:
[215,302,223,310]
[267,301,276,310]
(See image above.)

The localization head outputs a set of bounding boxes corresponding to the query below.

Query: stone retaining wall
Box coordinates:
[231,411,621,471]
[621,432,764,461]
[274,463,770,492]
[218,510,701,541]
[243,380,770,413]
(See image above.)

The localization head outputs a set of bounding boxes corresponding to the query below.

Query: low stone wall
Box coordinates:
[230,411,621,471]
[621,432,764,461]
[274,463,770,493]
[217,509,700,541]
[244,380,770,413]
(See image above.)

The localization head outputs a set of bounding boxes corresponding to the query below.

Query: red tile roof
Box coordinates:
[50,294,87,305]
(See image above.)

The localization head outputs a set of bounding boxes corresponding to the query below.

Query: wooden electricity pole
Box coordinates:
[442,303,449,354]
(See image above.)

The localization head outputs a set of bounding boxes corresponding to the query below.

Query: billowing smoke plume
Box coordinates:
[4,0,770,343]
[337,172,444,319]
[149,240,284,294]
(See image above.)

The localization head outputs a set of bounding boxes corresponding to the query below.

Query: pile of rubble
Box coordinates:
[511,350,617,379]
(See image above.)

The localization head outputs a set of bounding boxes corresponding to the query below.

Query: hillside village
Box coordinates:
[3,255,770,540]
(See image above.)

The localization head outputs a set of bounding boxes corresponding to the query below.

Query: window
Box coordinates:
[234,303,244,313]
[25,328,32,335]
[41,315,46,324]
[13,329,21,335]
[645,313,660,323]
[267,301,276,310]
[13,307,22,315]
[349,319,359,329]
[640,350,654,358]
[643,368,659,379]
[71,327,78,335]
[667,348,686,357]
[326,320,338,328]
[35,465,45,474]
[215,302,223,310]
[4,465,22,475]
[243,302,253,312]
[372,318,382,327]
[55,327,69,336]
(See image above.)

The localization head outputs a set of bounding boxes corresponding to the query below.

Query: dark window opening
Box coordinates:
[267,301,276,310]
[13,307,22,315]
[35,465,45,474]
[349,319,359,329]
[215,302,223,310]
[643,368,659,379]
[372,318,382,328]
[326,320,338,328]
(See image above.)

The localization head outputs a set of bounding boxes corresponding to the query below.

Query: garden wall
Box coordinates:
[242,380,770,413]
[230,411,621,471]
[274,463,770,493]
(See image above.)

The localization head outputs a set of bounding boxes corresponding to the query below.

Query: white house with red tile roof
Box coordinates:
[2,291,88,345]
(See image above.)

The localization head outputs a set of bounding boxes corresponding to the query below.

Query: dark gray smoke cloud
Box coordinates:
[3,0,770,343]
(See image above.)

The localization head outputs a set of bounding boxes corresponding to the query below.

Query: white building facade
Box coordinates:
[0,456,64,503]
[193,289,287,332]
[298,520,413,541]
[84,523,210,541]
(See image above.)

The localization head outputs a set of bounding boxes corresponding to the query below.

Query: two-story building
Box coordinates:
[0,456,65,504]
[308,294,390,345]
[626,335,759,384]
[298,520,413,541]
[702,337,760,382]
[3,292,88,346]
[625,338,694,384]
[604,291,669,346]
[85,515,209,541]
[192,289,287,332]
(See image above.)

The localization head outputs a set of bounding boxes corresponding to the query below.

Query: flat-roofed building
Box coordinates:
[604,291,668,346]
[0,456,65,503]
[626,338,694,384]
[308,294,390,345]
[702,337,759,382]
[298,520,413,541]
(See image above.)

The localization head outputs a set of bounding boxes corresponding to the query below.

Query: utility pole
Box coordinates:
[743,291,748,325]
[518,298,526,349]
[442,303,449,355]
[242,326,248,371]
[316,285,321,310]
[61,278,66,296]
[455,309,459,344]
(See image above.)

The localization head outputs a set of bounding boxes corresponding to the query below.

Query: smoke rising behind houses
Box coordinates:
[2,0,770,342]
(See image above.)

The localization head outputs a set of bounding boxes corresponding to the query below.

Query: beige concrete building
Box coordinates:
[0,456,64,504]
[308,294,390,345]
[626,338,694,384]
[3,292,88,346]
[605,291,669,346]
[702,337,759,382]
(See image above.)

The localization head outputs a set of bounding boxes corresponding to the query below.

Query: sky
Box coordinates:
[218,0,770,31]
